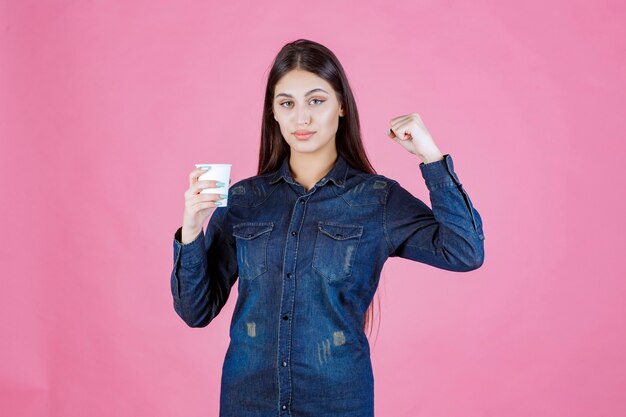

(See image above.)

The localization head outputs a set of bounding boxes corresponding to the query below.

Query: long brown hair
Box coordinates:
[256,38,381,339]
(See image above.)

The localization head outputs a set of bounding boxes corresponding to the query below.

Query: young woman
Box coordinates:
[171,39,485,417]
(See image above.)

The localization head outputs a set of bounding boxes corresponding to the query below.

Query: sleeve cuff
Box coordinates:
[173,226,206,266]
[419,154,461,190]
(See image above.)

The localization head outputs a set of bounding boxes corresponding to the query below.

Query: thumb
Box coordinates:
[387,128,404,147]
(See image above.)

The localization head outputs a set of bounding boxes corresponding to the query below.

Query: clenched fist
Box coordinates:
[387,112,444,164]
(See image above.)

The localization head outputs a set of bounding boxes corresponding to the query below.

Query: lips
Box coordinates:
[294,130,316,139]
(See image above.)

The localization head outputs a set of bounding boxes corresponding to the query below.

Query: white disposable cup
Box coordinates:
[195,163,232,207]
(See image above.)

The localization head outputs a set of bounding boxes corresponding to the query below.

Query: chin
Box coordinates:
[291,139,332,153]
[283,131,335,154]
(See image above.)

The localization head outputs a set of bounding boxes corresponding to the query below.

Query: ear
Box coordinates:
[339,104,345,117]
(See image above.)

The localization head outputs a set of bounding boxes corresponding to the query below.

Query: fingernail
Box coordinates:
[220,194,227,198]
[216,181,225,186]
[215,201,222,206]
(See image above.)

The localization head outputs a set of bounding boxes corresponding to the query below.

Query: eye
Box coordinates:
[278,98,325,108]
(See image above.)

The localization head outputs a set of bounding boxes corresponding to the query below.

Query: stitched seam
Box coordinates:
[286,195,309,414]
[428,180,457,190]
[210,204,231,239]
[405,242,438,253]
[382,180,396,255]
[173,248,185,319]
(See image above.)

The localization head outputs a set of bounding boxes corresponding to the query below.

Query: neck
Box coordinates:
[288,149,338,190]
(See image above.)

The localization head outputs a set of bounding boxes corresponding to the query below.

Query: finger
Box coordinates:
[399,129,413,140]
[390,123,412,141]
[196,193,223,203]
[389,114,410,125]
[187,191,222,205]
[189,166,211,187]
[191,195,219,210]
[387,128,406,148]
[387,128,405,142]
[193,179,223,194]
[394,113,420,123]
[193,201,220,211]
[185,180,213,199]
[190,198,221,211]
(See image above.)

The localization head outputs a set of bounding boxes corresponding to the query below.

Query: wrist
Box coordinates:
[419,150,444,164]
[181,227,202,245]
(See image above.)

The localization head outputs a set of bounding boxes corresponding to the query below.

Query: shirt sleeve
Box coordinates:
[383,154,485,271]
[170,206,238,327]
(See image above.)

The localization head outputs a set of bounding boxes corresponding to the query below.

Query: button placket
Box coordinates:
[277,194,312,414]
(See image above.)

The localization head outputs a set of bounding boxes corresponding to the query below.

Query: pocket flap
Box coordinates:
[318,222,363,240]
[233,222,274,240]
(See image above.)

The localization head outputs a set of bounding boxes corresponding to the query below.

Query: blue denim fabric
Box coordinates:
[171,153,484,416]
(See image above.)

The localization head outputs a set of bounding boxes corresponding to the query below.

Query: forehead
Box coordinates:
[274,70,334,96]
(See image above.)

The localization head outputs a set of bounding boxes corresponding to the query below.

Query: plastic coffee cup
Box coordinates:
[195,163,232,206]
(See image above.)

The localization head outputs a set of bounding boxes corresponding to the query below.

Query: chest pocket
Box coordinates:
[232,222,274,281]
[312,222,363,283]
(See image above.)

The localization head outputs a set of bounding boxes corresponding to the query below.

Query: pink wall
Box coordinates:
[2,1,625,416]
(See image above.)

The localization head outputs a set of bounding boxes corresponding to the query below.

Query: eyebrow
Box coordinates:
[275,88,329,99]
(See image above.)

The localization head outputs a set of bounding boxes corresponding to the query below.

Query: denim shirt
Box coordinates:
[171,152,484,417]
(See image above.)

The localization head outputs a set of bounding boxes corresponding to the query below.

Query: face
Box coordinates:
[273,69,345,156]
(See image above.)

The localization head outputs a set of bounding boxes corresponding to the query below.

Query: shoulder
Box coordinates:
[226,172,277,207]
[338,171,397,206]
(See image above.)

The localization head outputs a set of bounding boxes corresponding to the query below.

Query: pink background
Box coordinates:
[2,1,625,416]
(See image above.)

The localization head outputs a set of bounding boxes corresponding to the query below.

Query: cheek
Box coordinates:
[318,109,340,128]
[274,115,292,139]
[273,114,288,129]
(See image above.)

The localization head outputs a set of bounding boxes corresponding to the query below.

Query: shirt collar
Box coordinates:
[268,153,348,188]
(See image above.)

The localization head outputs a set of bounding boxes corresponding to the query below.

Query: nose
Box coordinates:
[296,107,310,125]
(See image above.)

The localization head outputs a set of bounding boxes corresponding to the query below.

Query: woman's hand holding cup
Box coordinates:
[181,167,228,244]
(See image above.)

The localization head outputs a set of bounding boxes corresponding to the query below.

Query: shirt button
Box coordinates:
[291,231,297,236]
[282,361,287,367]
[282,315,289,320]
[286,272,291,278]
[282,405,287,410]
[300,200,305,204]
